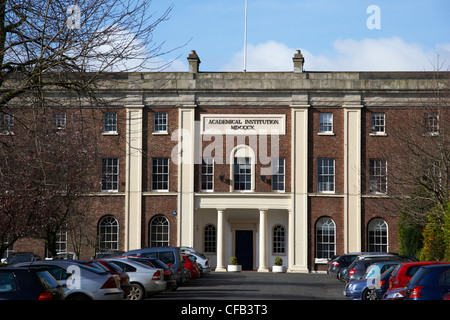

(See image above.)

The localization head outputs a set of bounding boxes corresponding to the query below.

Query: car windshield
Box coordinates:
[36,270,61,289]
[0,272,17,293]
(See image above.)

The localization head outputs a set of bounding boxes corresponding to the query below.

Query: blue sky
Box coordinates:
[149,0,450,72]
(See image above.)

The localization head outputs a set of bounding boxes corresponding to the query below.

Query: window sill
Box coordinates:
[102,132,118,136]
[369,132,387,137]
[318,132,335,136]
[152,131,169,136]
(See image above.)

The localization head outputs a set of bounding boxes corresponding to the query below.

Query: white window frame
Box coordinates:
[98,216,119,251]
[369,159,387,194]
[1,112,14,134]
[425,113,439,135]
[152,157,169,191]
[272,157,285,192]
[103,112,117,134]
[149,215,169,247]
[319,112,333,134]
[101,158,119,192]
[368,218,388,253]
[371,113,386,135]
[154,112,168,133]
[53,112,66,130]
[315,217,336,263]
[318,158,335,193]
[201,158,214,192]
[230,145,255,192]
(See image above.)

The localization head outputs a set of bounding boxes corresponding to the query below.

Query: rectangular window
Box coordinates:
[234,157,252,191]
[371,113,385,134]
[425,113,439,134]
[152,157,169,191]
[53,112,66,130]
[272,158,285,192]
[318,158,335,193]
[319,113,333,133]
[154,112,168,132]
[369,159,387,194]
[101,158,119,192]
[103,112,117,133]
[0,112,14,134]
[201,158,214,191]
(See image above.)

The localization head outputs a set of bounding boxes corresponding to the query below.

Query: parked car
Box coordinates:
[13,260,123,300]
[344,257,403,283]
[181,247,211,275]
[373,266,398,300]
[82,260,131,297]
[0,267,65,300]
[125,257,178,291]
[404,264,450,300]
[328,252,389,280]
[105,257,166,300]
[2,252,41,265]
[387,261,448,292]
[181,247,211,276]
[344,261,401,300]
[183,254,200,279]
[123,247,185,285]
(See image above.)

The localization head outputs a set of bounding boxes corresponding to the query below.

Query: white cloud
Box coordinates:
[221,37,450,72]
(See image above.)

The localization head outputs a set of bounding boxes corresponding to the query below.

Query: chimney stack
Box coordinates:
[187,50,201,73]
[293,50,305,73]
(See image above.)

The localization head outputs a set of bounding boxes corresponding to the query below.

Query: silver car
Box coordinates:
[13,260,123,300]
[105,258,166,300]
[181,247,211,275]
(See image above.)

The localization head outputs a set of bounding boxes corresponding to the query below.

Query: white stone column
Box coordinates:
[289,105,309,273]
[177,105,196,248]
[125,105,144,251]
[258,209,270,272]
[343,105,363,253]
[215,209,227,272]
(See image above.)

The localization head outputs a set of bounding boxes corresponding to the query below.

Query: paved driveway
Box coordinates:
[155,271,346,300]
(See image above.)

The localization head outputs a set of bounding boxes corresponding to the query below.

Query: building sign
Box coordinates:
[200,114,286,135]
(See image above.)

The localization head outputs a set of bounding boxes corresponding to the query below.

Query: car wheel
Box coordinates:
[66,293,90,300]
[127,283,145,300]
[362,288,372,300]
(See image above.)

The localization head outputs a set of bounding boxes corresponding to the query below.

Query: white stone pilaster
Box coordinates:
[125,105,144,251]
[288,105,309,273]
[343,105,363,253]
[177,105,196,248]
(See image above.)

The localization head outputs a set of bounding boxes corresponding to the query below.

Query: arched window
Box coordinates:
[203,224,216,253]
[98,216,119,251]
[273,225,286,254]
[315,217,336,260]
[368,218,388,252]
[149,215,169,247]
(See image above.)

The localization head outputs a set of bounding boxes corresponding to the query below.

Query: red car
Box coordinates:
[387,261,449,291]
[182,254,200,279]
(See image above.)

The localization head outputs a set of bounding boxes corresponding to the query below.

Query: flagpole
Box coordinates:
[244,0,248,72]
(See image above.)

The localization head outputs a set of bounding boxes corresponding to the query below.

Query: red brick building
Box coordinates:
[5,50,449,272]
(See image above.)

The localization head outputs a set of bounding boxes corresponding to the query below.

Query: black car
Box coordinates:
[328,253,367,280]
[3,252,41,265]
[344,258,404,283]
[0,267,65,300]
